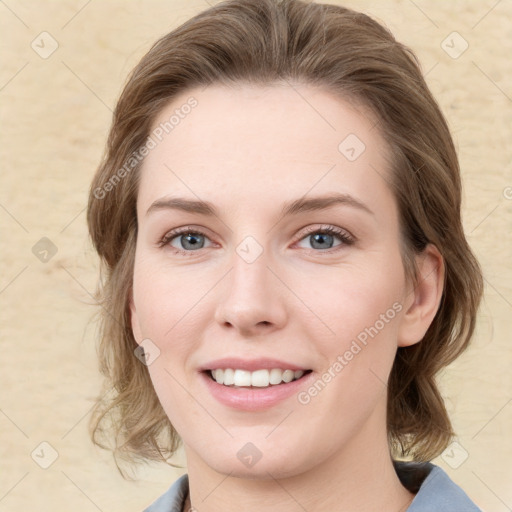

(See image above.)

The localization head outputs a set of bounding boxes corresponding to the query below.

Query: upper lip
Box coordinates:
[200,358,310,372]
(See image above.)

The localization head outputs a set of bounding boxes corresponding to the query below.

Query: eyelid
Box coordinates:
[294,224,355,243]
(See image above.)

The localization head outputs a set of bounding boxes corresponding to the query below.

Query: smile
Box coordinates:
[209,368,312,387]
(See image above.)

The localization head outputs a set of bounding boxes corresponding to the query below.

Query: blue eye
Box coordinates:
[162,230,211,252]
[296,226,354,251]
[302,232,338,250]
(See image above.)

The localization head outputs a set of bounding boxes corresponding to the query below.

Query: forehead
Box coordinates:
[137,83,394,218]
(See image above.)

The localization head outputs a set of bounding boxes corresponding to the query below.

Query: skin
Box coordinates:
[130,83,444,512]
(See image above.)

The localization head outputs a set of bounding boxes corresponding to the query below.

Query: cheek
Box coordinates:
[298,258,404,346]
[131,256,205,432]
[295,277,403,446]
[295,255,405,412]
[132,255,211,342]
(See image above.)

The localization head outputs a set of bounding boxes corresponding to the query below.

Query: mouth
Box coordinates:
[205,368,313,388]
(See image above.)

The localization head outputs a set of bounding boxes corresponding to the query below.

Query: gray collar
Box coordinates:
[144,462,481,511]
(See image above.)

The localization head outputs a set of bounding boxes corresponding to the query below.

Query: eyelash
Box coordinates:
[158,225,355,256]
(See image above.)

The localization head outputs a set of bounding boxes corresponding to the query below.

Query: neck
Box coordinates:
[182,402,415,512]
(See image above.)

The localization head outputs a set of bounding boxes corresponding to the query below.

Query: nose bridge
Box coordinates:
[214,235,286,333]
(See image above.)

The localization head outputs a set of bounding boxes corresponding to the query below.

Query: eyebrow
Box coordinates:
[145,192,374,218]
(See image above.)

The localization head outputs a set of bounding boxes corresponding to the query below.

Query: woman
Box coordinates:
[87,0,484,510]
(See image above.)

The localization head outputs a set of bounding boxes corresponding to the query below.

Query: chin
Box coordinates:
[211,459,302,480]
[199,443,309,481]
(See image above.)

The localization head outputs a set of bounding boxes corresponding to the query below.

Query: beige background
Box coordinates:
[1,1,511,511]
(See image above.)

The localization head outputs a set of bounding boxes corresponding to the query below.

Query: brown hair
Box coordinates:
[87,0,483,473]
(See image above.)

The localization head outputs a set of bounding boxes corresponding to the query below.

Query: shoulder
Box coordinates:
[142,474,189,512]
[394,461,482,511]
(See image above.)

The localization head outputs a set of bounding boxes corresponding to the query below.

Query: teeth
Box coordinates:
[223,368,234,385]
[210,368,306,387]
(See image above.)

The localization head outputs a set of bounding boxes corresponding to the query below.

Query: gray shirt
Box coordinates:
[143,461,481,511]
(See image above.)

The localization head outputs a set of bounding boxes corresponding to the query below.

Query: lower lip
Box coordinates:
[200,371,315,411]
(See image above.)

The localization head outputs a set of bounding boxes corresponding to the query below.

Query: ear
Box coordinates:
[129,292,143,345]
[397,244,445,347]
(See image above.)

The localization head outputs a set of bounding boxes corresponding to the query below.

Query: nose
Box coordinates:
[214,247,288,337]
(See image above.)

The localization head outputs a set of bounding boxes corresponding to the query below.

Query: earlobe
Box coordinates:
[397,244,445,348]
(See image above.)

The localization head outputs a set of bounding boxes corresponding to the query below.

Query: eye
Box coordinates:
[295,225,354,251]
[159,227,213,253]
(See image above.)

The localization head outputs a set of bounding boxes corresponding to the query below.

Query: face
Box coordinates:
[130,83,416,479]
